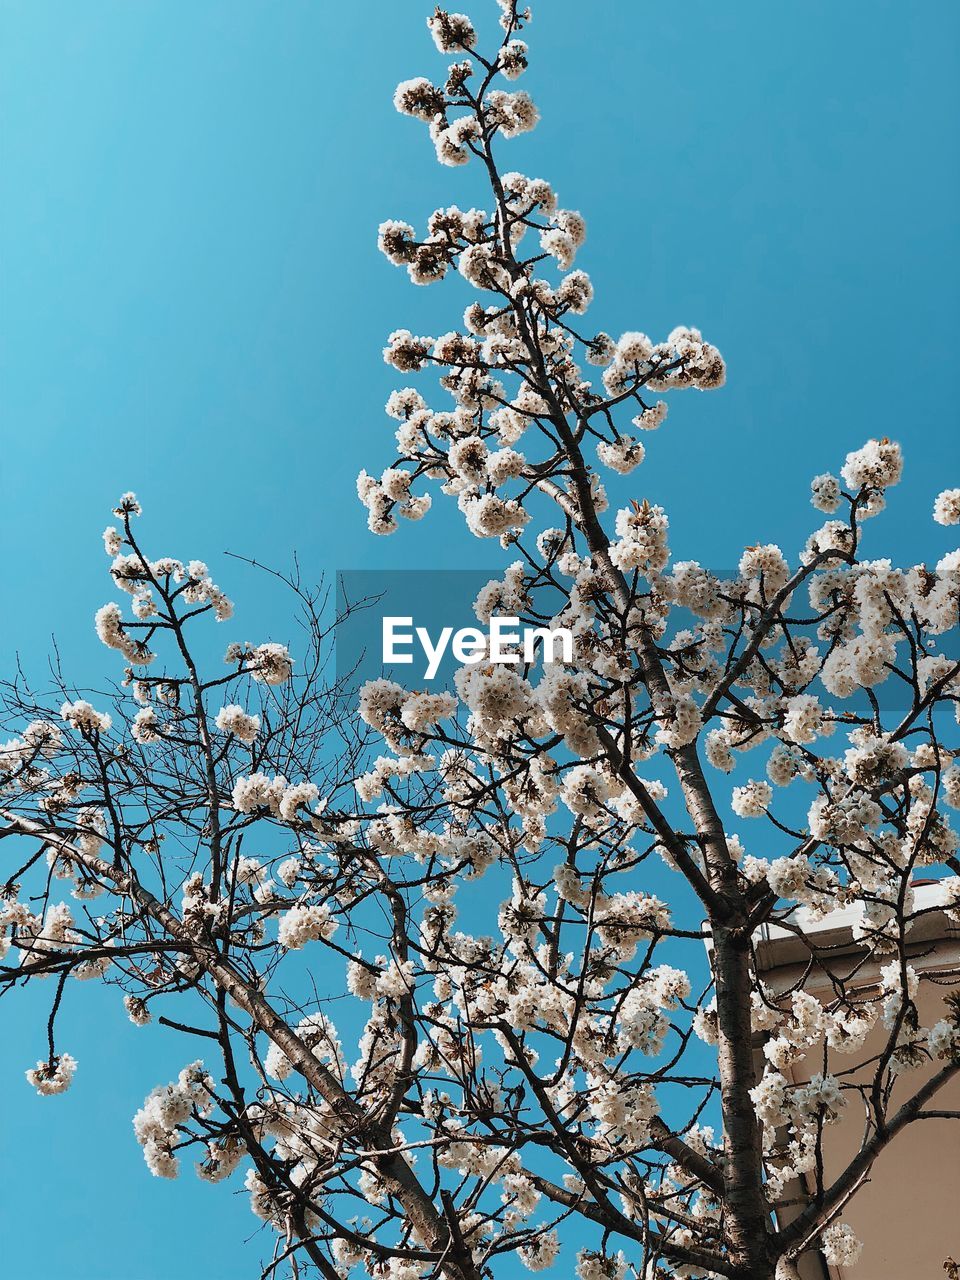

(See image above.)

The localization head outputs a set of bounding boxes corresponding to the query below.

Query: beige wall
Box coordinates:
[754,896,960,1279]
[792,988,960,1280]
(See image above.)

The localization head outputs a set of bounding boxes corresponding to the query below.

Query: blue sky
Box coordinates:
[1,2,958,1276]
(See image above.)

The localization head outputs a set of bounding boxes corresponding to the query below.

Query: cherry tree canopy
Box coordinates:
[3,5,960,1280]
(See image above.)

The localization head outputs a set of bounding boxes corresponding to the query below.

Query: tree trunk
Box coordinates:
[713,922,774,1279]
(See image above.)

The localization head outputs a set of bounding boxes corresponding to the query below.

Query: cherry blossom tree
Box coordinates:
[3,5,960,1279]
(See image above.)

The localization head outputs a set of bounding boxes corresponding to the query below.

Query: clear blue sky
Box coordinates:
[1,2,958,1276]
